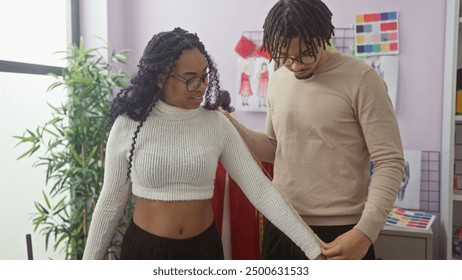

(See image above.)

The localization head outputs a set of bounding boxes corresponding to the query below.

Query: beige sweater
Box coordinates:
[229,52,404,242]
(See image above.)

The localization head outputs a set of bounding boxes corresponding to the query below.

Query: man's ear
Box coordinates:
[157,74,166,89]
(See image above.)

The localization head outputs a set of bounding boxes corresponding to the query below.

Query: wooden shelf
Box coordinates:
[454,189,462,201]
[455,115,462,122]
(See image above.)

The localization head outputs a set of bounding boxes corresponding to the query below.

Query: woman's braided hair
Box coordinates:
[107,28,227,180]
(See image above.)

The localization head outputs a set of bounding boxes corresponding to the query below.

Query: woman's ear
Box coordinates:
[157,74,166,89]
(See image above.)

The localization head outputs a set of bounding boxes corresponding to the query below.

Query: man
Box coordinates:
[224,0,404,260]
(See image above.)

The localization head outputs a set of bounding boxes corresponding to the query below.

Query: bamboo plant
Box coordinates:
[14,38,132,259]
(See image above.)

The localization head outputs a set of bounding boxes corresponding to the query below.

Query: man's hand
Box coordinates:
[217,108,233,120]
[315,253,327,260]
[320,229,372,260]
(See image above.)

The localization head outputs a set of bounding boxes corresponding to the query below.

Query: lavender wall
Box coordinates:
[79,0,108,53]
[107,0,277,131]
[104,0,446,152]
[323,0,446,152]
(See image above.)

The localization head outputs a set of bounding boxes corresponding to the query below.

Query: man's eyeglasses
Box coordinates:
[170,70,216,92]
[275,54,317,67]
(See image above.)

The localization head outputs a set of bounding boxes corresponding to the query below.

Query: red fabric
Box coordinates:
[212,162,275,259]
[211,162,226,236]
[255,45,271,60]
[228,177,260,260]
[235,36,256,58]
[261,162,274,180]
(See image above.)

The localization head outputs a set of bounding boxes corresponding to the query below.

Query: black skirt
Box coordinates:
[261,219,376,260]
[120,219,224,260]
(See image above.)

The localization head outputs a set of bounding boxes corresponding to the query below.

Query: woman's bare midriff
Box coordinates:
[132,197,214,239]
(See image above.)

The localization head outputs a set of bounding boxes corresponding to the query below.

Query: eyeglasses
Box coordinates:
[276,54,317,67]
[170,70,216,92]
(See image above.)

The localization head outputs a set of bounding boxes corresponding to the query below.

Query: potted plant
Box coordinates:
[14,38,131,259]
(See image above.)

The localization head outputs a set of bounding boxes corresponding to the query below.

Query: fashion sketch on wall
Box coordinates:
[236,57,275,112]
[393,149,422,210]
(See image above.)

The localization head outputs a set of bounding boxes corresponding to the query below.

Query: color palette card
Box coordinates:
[386,208,435,230]
[354,11,399,56]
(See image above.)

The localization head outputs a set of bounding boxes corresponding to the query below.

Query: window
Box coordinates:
[0,0,68,67]
[0,0,78,260]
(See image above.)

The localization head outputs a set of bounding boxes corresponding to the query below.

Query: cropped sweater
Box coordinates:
[82,100,321,260]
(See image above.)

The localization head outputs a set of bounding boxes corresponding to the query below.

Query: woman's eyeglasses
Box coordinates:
[170,70,216,92]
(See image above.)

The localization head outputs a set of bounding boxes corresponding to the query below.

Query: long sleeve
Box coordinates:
[217,114,321,260]
[226,109,277,163]
[83,116,133,259]
[353,69,405,242]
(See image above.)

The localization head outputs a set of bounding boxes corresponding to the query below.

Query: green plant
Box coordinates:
[14,38,132,259]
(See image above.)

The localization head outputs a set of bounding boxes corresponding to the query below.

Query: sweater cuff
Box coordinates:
[353,217,383,243]
[305,246,322,260]
[302,225,323,260]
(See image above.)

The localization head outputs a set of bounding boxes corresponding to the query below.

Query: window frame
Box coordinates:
[0,0,80,76]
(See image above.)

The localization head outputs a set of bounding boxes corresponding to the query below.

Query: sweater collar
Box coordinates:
[154,99,200,119]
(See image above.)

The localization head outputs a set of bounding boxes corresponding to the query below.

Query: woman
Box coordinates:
[83,28,323,260]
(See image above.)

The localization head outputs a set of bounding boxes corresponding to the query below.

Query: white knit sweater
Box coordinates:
[82,100,321,259]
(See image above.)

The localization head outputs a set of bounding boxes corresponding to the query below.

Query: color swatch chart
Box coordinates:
[354,11,399,56]
[385,208,435,230]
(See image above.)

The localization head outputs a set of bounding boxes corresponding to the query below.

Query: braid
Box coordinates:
[107,27,223,181]
[262,0,335,59]
[126,101,155,182]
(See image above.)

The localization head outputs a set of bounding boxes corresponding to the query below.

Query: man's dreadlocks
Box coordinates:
[262,0,335,60]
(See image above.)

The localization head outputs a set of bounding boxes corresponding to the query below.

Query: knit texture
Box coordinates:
[228,52,404,243]
[83,100,321,259]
